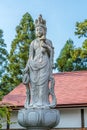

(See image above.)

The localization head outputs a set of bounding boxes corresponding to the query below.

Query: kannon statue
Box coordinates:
[22,15,56,108]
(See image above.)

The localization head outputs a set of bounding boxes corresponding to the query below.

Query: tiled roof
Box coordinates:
[1,71,87,108]
[0,83,26,107]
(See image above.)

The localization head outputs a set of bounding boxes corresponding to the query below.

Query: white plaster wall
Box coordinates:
[2,108,83,129]
[56,108,81,128]
[84,108,87,127]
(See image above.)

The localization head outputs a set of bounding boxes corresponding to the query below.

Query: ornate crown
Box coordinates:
[35,15,46,28]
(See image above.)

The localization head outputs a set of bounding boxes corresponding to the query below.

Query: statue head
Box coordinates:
[35,15,47,38]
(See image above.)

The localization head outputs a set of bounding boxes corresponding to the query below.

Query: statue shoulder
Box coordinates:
[31,39,35,44]
[46,39,54,48]
[30,39,36,47]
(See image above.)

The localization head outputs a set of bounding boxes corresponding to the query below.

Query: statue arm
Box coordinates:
[42,39,54,68]
[48,40,54,69]
[29,41,34,60]
[51,46,55,69]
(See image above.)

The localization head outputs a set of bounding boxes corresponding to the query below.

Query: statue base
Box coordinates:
[18,108,60,130]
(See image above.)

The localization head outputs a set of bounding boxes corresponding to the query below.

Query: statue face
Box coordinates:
[35,26,45,37]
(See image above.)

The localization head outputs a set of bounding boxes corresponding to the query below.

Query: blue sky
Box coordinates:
[0,0,87,62]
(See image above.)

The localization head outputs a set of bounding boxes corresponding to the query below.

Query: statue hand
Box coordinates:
[42,43,51,52]
[41,43,47,48]
[22,73,30,85]
[23,67,30,85]
[23,67,29,74]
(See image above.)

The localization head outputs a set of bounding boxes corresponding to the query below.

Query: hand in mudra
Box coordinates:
[41,42,48,48]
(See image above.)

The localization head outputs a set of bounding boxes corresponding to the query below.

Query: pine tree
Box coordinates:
[5,13,35,87]
[56,19,87,72]
[75,19,87,38]
[0,29,8,82]
[0,30,11,96]
[55,39,74,72]
[55,39,87,72]
[7,12,35,89]
[75,19,87,69]
[0,30,9,129]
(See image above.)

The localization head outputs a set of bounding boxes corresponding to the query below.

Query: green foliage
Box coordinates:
[75,19,87,38]
[75,18,87,62]
[0,29,8,82]
[0,79,12,97]
[70,48,84,70]
[74,19,87,70]
[56,39,87,72]
[56,18,87,72]
[56,39,74,72]
[0,29,9,100]
[6,12,35,89]
[0,107,11,129]
[80,39,87,58]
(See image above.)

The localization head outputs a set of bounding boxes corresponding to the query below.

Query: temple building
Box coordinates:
[0,71,87,130]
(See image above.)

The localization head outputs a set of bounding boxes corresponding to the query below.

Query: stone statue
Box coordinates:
[23,15,56,109]
[18,15,60,130]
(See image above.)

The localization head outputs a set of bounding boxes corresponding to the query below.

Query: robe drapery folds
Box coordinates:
[26,38,53,106]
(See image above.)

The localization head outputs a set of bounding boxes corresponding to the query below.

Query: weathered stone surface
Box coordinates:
[22,15,56,109]
[18,108,60,130]
[18,14,60,130]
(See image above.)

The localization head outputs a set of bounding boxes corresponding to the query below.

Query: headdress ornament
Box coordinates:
[35,14,46,28]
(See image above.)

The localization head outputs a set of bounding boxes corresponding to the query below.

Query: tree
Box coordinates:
[0,30,10,129]
[0,29,8,83]
[7,12,35,89]
[56,19,87,72]
[75,19,87,58]
[55,39,87,72]
[0,29,9,97]
[55,39,74,72]
[75,19,87,38]
[75,19,87,69]
[70,48,86,71]
[0,106,11,129]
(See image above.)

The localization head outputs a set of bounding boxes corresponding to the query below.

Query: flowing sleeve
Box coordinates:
[24,41,34,70]
[29,41,34,60]
[47,39,54,68]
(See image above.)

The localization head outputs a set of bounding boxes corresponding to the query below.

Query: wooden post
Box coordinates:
[81,109,85,130]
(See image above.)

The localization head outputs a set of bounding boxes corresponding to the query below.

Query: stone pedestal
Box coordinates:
[18,108,60,130]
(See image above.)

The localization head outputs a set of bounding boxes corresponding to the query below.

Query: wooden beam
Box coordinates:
[81,109,84,128]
